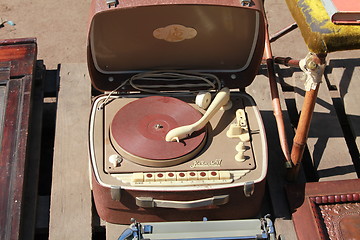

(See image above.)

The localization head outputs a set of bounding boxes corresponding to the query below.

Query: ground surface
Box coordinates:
[0,0,91,69]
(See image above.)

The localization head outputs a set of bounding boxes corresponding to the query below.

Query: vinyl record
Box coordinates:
[110,96,206,166]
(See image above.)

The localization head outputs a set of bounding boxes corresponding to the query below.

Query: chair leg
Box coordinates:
[287,84,320,180]
[264,27,293,168]
[287,53,326,181]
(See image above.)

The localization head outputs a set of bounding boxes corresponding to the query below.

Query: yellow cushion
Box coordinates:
[285,0,360,53]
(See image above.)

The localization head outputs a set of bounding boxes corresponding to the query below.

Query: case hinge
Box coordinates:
[241,0,251,7]
[106,0,118,8]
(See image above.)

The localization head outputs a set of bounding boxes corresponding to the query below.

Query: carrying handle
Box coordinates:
[136,195,229,209]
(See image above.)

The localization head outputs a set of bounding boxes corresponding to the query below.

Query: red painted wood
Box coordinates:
[0,38,37,77]
[0,62,11,81]
[287,179,360,240]
[0,38,37,240]
[328,0,360,11]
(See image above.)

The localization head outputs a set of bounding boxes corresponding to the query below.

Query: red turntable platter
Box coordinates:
[110,96,207,167]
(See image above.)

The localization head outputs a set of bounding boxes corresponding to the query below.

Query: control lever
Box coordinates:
[165,87,230,142]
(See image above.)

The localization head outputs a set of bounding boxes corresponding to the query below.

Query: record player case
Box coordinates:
[88,0,268,224]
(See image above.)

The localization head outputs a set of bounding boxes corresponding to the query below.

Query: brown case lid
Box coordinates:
[87,0,265,92]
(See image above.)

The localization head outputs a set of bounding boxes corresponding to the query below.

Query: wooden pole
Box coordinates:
[287,85,320,179]
[264,27,292,168]
[287,54,326,180]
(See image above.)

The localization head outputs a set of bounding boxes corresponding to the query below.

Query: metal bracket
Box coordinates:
[299,52,326,91]
[244,181,255,197]
[110,186,121,201]
[260,215,275,239]
[241,0,251,7]
[142,225,153,234]
[106,0,118,8]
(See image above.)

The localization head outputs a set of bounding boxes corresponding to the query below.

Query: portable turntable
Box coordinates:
[88,0,268,224]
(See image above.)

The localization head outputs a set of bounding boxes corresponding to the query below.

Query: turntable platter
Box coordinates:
[110,96,207,167]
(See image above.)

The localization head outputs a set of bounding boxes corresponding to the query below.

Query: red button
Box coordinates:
[200,172,206,177]
[157,173,164,178]
[211,171,217,176]
[146,174,153,178]
[190,172,196,176]
[179,173,186,177]
[168,173,174,177]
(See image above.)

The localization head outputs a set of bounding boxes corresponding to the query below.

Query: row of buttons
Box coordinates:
[130,171,232,186]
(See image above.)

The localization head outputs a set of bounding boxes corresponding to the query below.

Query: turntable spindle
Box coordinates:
[165,87,231,142]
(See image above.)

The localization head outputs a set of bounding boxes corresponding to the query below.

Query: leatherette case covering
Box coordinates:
[87,0,268,224]
[87,0,266,92]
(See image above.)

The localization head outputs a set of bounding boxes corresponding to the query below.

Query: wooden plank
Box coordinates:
[0,39,37,240]
[0,62,9,144]
[0,61,11,82]
[0,38,38,77]
[48,63,92,240]
[0,86,5,131]
[293,72,357,181]
[106,222,128,240]
[21,61,45,240]
[36,195,50,230]
[0,76,32,240]
[327,58,360,151]
[246,70,298,240]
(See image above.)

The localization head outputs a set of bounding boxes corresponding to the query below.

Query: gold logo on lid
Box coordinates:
[153,24,197,42]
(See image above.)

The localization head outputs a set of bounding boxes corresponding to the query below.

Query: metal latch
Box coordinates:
[106,0,118,8]
[260,215,276,239]
[110,186,121,201]
[241,0,251,7]
[244,181,255,197]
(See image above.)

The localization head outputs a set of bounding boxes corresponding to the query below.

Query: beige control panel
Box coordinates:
[129,170,233,186]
